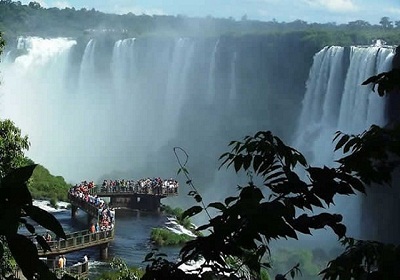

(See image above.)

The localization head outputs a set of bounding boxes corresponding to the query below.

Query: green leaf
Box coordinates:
[144,252,154,261]
[188,190,197,196]
[253,155,263,172]
[24,223,35,234]
[181,206,203,220]
[225,196,237,206]
[234,156,242,172]
[243,154,252,170]
[334,134,350,151]
[207,202,226,211]
[196,224,210,231]
[0,240,3,258]
[194,194,202,203]
[0,205,20,235]
[36,235,51,252]
[7,234,39,279]
[2,164,37,187]
[23,205,66,239]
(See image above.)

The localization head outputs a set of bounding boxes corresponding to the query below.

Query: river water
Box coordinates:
[31,201,181,279]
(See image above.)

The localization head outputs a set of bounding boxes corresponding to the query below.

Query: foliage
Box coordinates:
[271,249,325,280]
[2,1,400,46]
[361,68,400,96]
[139,67,400,279]
[0,165,70,280]
[0,119,30,178]
[321,238,400,279]
[98,258,144,280]
[27,164,72,202]
[160,205,193,230]
[150,228,194,246]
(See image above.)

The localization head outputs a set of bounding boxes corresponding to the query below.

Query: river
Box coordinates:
[31,201,181,279]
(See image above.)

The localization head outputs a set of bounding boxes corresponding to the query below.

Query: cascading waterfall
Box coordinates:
[1,34,394,229]
[163,38,196,138]
[294,46,393,166]
[3,36,272,183]
[228,52,237,104]
[293,45,394,237]
[78,39,97,94]
[111,38,137,96]
[207,39,219,104]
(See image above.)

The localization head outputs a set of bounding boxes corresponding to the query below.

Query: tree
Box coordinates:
[0,165,70,280]
[28,1,42,9]
[0,119,30,178]
[347,20,371,28]
[139,68,400,279]
[379,16,393,29]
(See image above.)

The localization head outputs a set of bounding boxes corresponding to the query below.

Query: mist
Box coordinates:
[0,34,396,247]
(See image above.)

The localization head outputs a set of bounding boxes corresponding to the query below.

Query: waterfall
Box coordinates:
[228,52,237,104]
[207,39,219,104]
[2,35,390,195]
[0,37,76,175]
[163,38,196,139]
[78,39,97,94]
[293,45,394,238]
[111,38,136,97]
[294,46,394,166]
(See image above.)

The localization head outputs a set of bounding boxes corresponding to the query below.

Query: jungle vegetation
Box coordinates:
[1,0,400,47]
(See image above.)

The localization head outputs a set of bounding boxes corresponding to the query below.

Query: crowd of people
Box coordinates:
[68,181,115,232]
[101,177,179,195]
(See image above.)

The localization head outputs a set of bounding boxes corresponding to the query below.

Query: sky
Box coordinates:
[20,0,400,24]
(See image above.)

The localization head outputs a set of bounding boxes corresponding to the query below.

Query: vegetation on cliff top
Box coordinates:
[1,0,400,47]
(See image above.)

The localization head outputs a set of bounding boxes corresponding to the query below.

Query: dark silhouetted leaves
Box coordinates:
[207,202,226,211]
[361,68,400,96]
[36,235,51,252]
[7,234,39,279]
[24,223,35,234]
[181,206,203,220]
[23,205,66,239]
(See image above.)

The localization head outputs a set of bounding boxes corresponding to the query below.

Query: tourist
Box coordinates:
[62,255,66,269]
[44,231,52,242]
[89,223,95,233]
[57,255,64,270]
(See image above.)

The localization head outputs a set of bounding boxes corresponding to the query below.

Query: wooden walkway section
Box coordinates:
[37,229,114,257]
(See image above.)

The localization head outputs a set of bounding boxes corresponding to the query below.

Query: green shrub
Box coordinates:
[27,164,71,202]
[49,197,58,209]
[150,228,194,246]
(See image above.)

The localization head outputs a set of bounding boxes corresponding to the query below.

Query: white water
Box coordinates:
[0,37,394,205]
[293,45,394,237]
[294,46,393,166]
[206,39,219,104]
[2,36,286,185]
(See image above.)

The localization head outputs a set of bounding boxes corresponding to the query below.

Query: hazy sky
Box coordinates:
[21,0,400,24]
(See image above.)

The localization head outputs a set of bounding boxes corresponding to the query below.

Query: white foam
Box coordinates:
[33,200,70,213]
[164,218,196,238]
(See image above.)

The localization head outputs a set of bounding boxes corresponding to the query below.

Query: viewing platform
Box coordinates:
[91,186,178,211]
[66,193,116,260]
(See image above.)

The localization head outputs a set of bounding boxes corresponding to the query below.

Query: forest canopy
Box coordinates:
[1,0,400,46]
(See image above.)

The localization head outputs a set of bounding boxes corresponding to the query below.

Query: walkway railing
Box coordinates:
[91,186,178,197]
[68,193,99,218]
[37,229,114,256]
[54,261,89,279]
